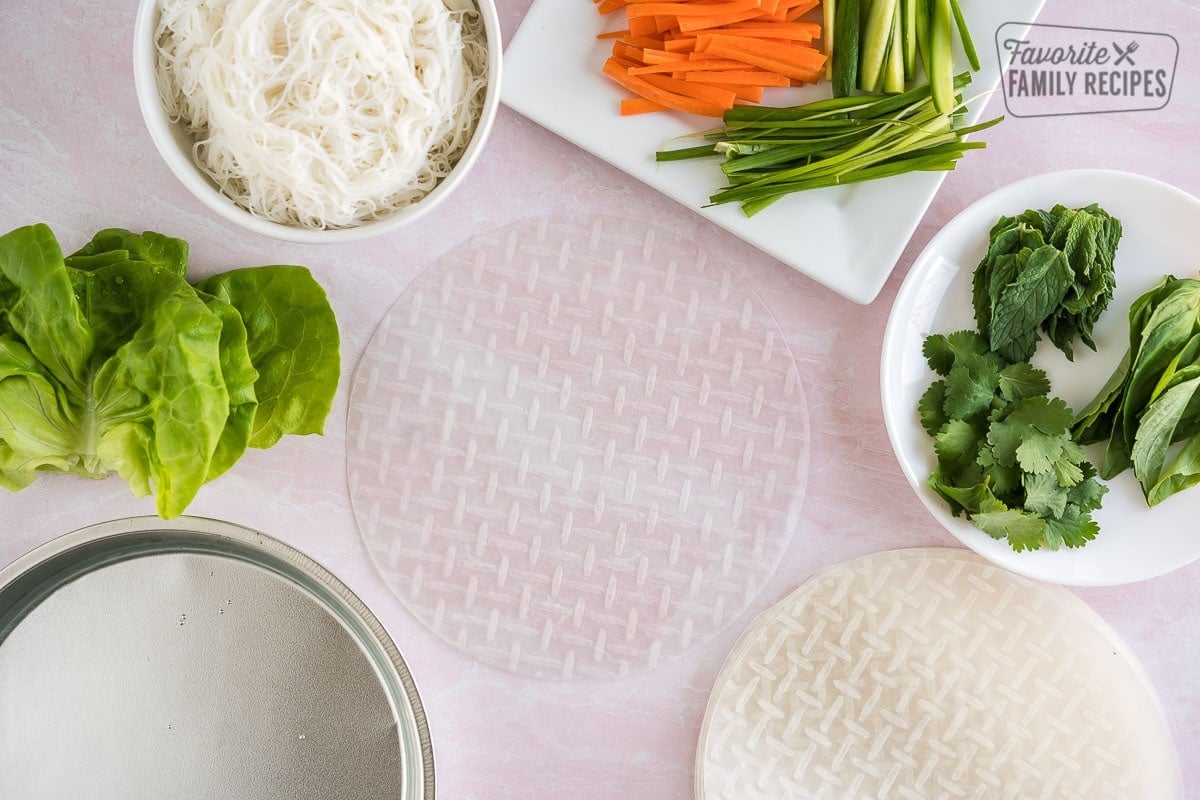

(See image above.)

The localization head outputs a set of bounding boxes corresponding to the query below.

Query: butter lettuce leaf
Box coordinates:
[196,267,339,449]
[0,224,94,393]
[67,228,189,277]
[0,224,339,519]
[83,261,228,517]
[0,335,80,488]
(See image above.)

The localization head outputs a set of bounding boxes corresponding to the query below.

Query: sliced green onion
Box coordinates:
[655,76,1000,217]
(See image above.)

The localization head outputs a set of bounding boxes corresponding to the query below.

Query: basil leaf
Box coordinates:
[1072,349,1129,445]
[1149,435,1200,507]
[1131,375,1200,500]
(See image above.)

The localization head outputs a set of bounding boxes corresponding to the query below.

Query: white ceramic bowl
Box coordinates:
[132,0,502,244]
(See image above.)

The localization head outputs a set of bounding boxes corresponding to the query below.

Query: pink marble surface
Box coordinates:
[0,0,1197,796]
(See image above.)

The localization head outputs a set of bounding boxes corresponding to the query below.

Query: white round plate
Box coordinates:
[882,169,1200,586]
[695,548,1181,800]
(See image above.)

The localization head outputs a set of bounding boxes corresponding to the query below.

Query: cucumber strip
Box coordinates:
[929,0,955,114]
[902,0,918,78]
[914,0,931,78]
[883,7,906,93]
[824,0,836,81]
[948,0,981,71]
[832,0,860,97]
[858,0,898,93]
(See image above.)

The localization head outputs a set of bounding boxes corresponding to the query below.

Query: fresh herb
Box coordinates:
[0,224,340,518]
[1074,276,1200,506]
[920,330,1106,551]
[972,203,1122,363]
[656,75,1000,216]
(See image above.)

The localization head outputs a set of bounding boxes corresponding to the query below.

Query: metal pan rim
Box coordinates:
[0,515,435,800]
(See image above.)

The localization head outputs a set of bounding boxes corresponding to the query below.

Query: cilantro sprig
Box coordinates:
[920,331,1106,552]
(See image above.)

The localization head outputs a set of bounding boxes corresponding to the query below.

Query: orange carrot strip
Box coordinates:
[629,58,748,74]
[625,0,761,17]
[622,35,670,49]
[786,0,820,20]
[716,26,815,41]
[677,9,767,32]
[639,72,738,106]
[721,21,821,33]
[612,41,647,63]
[628,15,660,35]
[601,58,728,116]
[597,0,626,14]
[701,33,826,70]
[703,42,824,81]
[597,29,632,40]
[641,48,689,64]
[663,37,699,52]
[621,97,669,115]
[686,69,792,86]
[729,84,764,102]
[653,15,680,33]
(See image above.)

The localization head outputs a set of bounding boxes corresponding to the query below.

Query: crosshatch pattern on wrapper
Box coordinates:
[347,215,811,679]
[698,549,1181,800]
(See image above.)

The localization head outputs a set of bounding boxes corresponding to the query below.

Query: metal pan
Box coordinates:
[0,516,434,800]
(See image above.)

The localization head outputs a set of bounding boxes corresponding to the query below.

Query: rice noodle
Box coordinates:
[155,0,488,229]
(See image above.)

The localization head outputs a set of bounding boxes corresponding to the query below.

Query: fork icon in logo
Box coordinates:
[1113,40,1139,66]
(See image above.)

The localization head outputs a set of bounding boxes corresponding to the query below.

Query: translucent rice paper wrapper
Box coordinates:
[697,548,1182,799]
[347,215,811,679]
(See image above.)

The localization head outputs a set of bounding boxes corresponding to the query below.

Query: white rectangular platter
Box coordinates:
[501,0,1046,304]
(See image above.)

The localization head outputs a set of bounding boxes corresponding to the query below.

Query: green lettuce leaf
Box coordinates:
[67,228,189,277]
[0,224,338,518]
[0,224,94,393]
[0,335,80,488]
[198,292,259,481]
[196,267,339,449]
[90,265,228,518]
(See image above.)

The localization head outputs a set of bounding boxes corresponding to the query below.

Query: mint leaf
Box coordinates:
[974,204,1121,362]
[989,245,1073,363]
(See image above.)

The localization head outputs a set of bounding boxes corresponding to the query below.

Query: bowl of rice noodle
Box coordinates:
[133,0,500,242]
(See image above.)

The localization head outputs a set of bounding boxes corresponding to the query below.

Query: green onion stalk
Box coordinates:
[657,74,1001,217]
